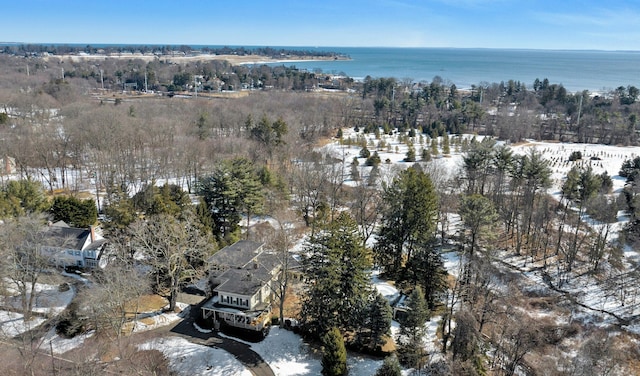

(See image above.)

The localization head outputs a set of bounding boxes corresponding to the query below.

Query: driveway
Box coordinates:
[165,303,275,376]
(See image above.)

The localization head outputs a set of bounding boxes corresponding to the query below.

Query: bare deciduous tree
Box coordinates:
[129,211,214,311]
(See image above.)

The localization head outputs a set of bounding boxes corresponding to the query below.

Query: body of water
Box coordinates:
[5,43,639,93]
[257,47,640,93]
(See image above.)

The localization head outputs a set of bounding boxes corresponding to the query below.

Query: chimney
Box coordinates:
[90,225,95,242]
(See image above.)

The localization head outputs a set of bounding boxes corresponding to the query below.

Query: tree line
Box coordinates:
[0,43,347,59]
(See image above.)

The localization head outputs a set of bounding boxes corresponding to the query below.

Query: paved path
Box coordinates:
[164,305,275,376]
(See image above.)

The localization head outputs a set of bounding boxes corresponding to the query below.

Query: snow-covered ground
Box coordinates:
[139,336,253,376]
[0,280,75,337]
[324,128,640,366]
[5,127,640,373]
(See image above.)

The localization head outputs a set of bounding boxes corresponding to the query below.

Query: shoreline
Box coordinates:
[44,53,350,65]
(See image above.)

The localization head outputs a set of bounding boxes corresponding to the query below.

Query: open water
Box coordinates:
[7,43,639,93]
[256,47,640,93]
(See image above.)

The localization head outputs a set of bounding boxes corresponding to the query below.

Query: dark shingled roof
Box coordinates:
[214,267,272,296]
[207,240,264,269]
[44,222,106,251]
[46,226,92,250]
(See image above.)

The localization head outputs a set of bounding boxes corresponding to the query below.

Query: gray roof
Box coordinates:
[214,266,272,296]
[207,240,264,268]
[45,224,106,252]
[46,226,92,250]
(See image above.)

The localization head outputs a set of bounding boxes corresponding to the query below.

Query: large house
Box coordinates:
[200,240,282,334]
[42,221,107,269]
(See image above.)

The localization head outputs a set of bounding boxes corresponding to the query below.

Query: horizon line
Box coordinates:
[1,42,638,53]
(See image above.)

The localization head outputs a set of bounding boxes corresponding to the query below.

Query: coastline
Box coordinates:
[44,53,350,65]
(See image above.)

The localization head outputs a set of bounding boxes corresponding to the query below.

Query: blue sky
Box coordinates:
[2,0,639,50]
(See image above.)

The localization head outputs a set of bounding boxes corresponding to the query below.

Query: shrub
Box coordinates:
[568,151,582,161]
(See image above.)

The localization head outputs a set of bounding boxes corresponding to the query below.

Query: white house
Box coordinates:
[42,221,107,268]
[201,240,281,334]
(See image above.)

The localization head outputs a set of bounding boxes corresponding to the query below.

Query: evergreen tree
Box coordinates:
[462,137,496,195]
[402,246,448,309]
[49,196,97,228]
[321,327,347,376]
[301,212,372,337]
[430,138,439,155]
[459,194,498,257]
[374,165,438,277]
[363,293,393,350]
[366,151,382,167]
[197,157,264,243]
[368,165,380,187]
[442,133,450,155]
[250,115,288,155]
[0,179,48,217]
[405,145,416,162]
[421,147,431,161]
[132,183,190,217]
[375,356,402,376]
[102,186,136,231]
[620,156,640,182]
[397,286,430,368]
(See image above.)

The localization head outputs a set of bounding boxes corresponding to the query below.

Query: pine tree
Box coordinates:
[197,157,264,243]
[374,165,438,277]
[301,212,373,337]
[442,133,450,155]
[321,327,347,376]
[365,293,393,350]
[405,145,416,162]
[366,151,381,167]
[430,138,438,155]
[368,165,380,187]
[403,247,448,309]
[49,196,97,228]
[250,115,287,155]
[459,194,498,257]
[397,286,430,368]
[375,356,402,376]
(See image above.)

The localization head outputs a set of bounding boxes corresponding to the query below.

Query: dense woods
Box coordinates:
[0,50,639,375]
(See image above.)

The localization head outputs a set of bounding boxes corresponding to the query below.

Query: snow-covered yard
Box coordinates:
[139,336,252,376]
[0,280,75,338]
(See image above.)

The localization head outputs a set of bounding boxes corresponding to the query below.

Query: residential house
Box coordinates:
[201,240,282,334]
[42,221,107,269]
